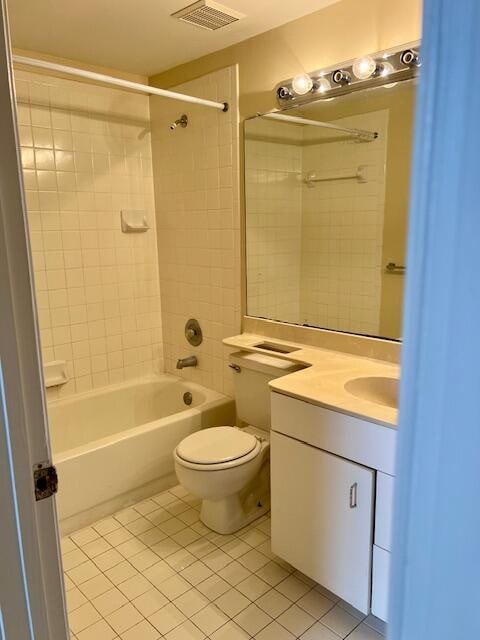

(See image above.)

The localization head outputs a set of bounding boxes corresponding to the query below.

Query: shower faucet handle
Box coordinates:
[185,319,202,346]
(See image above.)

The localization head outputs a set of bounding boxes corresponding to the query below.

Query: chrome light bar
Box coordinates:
[275,42,421,107]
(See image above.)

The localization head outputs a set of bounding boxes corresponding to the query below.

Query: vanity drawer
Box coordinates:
[371,545,390,622]
[375,472,395,551]
[271,392,397,475]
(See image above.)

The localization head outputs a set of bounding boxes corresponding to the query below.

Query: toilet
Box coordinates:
[174,350,303,534]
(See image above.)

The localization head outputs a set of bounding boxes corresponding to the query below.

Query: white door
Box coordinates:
[0,1,69,637]
[271,431,375,613]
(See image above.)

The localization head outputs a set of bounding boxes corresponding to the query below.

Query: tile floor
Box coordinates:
[62,485,386,640]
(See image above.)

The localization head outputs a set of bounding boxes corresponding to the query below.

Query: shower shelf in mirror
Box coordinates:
[304,165,367,186]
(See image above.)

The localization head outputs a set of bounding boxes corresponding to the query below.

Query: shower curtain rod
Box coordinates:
[12,55,229,112]
[260,111,377,141]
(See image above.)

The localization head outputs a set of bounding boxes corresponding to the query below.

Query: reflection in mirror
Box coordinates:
[244,79,416,340]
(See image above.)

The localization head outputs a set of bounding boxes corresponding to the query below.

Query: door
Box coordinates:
[0,1,68,638]
[271,431,375,613]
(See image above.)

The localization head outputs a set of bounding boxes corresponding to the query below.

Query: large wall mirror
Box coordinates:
[244,72,416,341]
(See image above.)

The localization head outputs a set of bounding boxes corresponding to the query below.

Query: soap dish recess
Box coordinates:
[121,210,149,233]
[44,360,68,388]
[253,341,300,354]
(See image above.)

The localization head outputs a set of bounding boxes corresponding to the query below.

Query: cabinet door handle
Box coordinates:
[349,482,358,509]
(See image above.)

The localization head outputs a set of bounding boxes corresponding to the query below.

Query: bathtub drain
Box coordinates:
[183,392,193,406]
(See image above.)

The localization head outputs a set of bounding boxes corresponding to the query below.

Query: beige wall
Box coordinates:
[13,0,422,399]
[150,0,421,346]
[150,0,422,119]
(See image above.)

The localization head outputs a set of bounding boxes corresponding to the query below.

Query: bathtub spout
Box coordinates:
[176,356,197,369]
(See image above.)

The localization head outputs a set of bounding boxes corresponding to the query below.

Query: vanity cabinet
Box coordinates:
[270,391,397,620]
[271,431,374,613]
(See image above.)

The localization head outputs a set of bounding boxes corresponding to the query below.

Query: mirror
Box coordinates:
[244,78,416,340]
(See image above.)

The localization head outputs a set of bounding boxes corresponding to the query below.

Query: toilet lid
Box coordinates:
[176,427,257,465]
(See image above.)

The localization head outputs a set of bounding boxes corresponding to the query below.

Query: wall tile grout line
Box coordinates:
[15,68,165,398]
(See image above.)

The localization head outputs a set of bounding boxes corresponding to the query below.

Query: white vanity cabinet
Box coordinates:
[270,391,397,620]
[271,431,374,613]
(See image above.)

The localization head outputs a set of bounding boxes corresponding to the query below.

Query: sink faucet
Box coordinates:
[176,355,197,369]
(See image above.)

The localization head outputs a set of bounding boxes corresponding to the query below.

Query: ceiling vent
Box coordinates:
[171,0,244,31]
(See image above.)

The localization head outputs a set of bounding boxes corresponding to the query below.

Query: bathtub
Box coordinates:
[48,374,235,533]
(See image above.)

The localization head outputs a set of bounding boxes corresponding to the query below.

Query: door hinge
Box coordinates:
[34,462,58,501]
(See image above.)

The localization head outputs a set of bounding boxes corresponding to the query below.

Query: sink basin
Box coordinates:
[344,376,399,409]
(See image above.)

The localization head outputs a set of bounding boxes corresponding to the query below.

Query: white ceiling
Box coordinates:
[7,0,339,77]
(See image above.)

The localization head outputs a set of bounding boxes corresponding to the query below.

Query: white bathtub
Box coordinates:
[48,375,235,533]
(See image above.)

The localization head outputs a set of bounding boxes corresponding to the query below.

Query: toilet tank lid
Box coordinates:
[176,426,257,464]
[229,351,304,376]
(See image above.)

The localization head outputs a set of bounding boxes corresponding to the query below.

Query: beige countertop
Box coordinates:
[223,333,399,428]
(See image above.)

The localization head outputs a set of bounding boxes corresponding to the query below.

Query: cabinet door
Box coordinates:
[371,545,390,621]
[375,472,395,551]
[271,431,374,613]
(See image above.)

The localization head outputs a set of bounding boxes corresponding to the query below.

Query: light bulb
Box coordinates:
[379,61,397,88]
[292,73,313,95]
[380,61,394,77]
[352,56,377,80]
[317,77,331,93]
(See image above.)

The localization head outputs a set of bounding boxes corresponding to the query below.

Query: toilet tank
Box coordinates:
[229,351,304,430]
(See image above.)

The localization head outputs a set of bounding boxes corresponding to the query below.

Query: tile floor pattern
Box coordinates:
[62,485,386,640]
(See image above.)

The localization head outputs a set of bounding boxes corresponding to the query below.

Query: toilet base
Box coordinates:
[175,428,271,535]
[200,490,270,534]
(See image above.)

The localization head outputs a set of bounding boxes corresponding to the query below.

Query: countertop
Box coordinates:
[223,333,399,428]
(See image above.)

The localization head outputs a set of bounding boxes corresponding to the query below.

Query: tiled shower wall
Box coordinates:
[245,111,388,336]
[301,111,388,335]
[150,66,241,397]
[245,120,303,325]
[15,70,163,398]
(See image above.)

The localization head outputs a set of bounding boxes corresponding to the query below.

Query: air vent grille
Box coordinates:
[171,0,244,31]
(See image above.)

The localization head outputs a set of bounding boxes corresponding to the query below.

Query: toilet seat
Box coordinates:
[175,427,262,471]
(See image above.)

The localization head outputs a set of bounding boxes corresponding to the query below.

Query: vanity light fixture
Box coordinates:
[292,73,314,95]
[274,41,420,107]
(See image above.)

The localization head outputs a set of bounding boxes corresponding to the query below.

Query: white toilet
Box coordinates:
[174,350,302,534]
